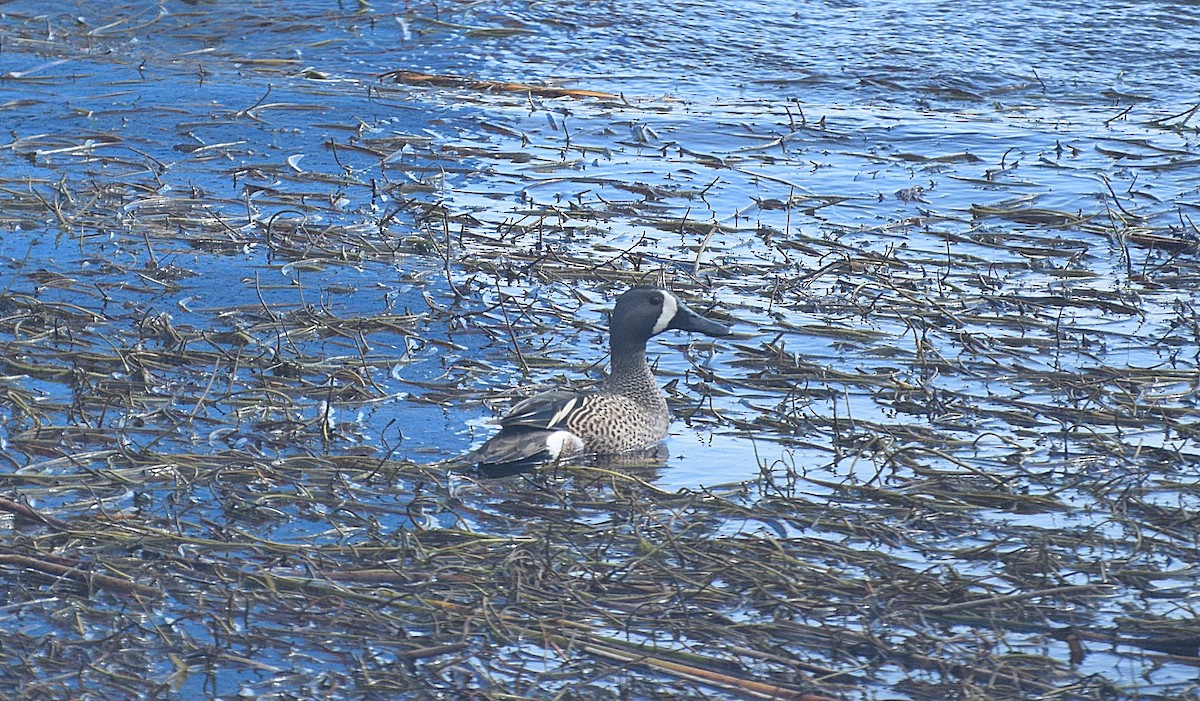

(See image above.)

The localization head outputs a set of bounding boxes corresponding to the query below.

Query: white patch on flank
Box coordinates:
[545,430,585,459]
[650,292,679,335]
[546,397,578,428]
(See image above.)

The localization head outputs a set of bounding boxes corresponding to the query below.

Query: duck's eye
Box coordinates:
[649,292,663,306]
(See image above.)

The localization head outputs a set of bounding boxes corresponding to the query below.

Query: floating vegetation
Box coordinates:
[382,70,620,100]
[2,2,1200,700]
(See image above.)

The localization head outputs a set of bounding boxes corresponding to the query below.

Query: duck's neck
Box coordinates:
[606,345,665,406]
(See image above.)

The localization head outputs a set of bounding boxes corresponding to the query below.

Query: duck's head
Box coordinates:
[609,287,731,354]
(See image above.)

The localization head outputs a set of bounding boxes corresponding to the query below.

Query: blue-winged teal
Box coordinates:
[465,287,731,470]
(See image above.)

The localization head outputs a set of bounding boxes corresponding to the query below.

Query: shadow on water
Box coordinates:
[1,1,1200,699]
[474,444,671,480]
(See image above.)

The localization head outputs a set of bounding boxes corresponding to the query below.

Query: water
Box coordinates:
[2,1,1200,699]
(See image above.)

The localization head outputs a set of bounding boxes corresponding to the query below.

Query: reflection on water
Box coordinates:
[433,0,1200,107]
[476,443,670,479]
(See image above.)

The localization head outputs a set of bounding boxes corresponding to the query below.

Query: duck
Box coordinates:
[465,287,731,471]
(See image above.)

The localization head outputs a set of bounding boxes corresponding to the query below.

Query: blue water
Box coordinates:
[2,1,1200,699]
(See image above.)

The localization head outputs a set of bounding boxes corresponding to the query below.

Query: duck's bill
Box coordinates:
[669,302,732,337]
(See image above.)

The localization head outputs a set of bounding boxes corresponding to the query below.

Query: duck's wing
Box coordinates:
[494,389,591,430]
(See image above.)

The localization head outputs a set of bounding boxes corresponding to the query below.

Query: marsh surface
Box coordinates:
[2,1,1199,699]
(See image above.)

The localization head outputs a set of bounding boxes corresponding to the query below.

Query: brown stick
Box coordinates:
[924,584,1105,614]
[381,70,618,100]
[0,496,70,530]
[0,554,163,598]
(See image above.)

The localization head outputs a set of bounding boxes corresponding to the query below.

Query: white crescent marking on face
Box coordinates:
[545,430,585,459]
[547,397,578,428]
[650,292,678,335]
